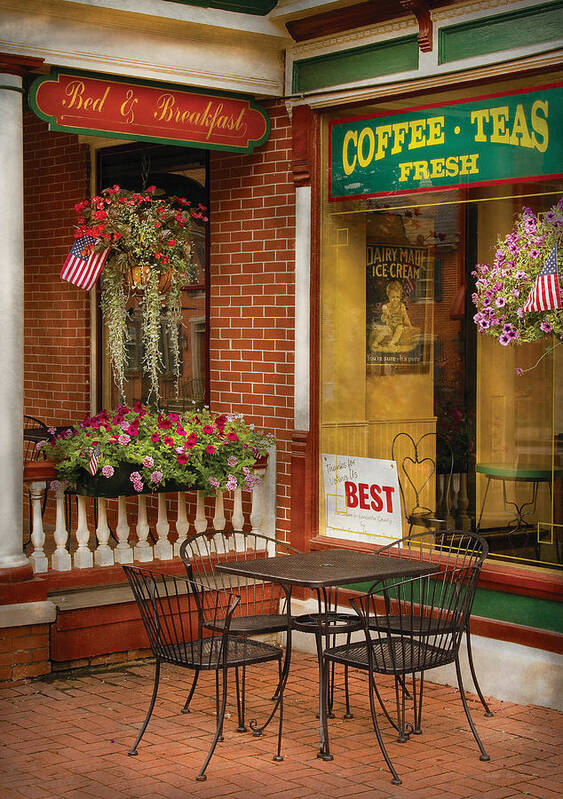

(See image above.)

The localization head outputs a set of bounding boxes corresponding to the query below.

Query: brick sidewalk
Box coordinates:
[1,653,561,799]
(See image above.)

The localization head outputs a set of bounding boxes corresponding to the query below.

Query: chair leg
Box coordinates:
[454,656,490,762]
[317,656,333,761]
[129,660,160,756]
[181,670,200,714]
[411,673,424,734]
[394,676,410,743]
[343,633,353,719]
[197,664,229,781]
[368,669,401,785]
[465,626,493,717]
[235,666,247,732]
[273,659,284,762]
[250,655,290,738]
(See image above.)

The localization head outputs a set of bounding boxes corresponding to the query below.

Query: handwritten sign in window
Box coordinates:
[322,453,402,545]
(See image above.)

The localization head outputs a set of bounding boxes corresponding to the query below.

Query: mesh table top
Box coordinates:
[216,548,437,588]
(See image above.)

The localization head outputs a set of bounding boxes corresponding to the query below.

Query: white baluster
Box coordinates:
[250,468,267,536]
[194,491,207,533]
[154,493,173,560]
[232,488,244,531]
[95,497,114,567]
[29,481,48,573]
[173,492,189,557]
[51,484,71,571]
[114,495,133,564]
[213,491,226,531]
[134,495,153,562]
[232,488,245,550]
[74,495,94,568]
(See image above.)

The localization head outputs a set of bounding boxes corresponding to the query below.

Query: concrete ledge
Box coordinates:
[0,601,57,628]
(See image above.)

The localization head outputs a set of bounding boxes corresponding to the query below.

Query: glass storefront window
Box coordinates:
[97,144,209,411]
[320,76,562,570]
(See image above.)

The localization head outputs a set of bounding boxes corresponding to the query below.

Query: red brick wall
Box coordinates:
[23,113,91,426]
[0,623,50,683]
[209,101,295,539]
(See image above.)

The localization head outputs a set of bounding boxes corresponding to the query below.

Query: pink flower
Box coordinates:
[203,425,214,435]
[151,433,160,443]
[143,456,154,468]
[133,480,144,493]
[102,465,114,478]
[208,476,219,488]
[164,435,174,447]
[227,456,238,467]
[206,444,216,455]
[227,432,239,442]
[187,433,198,445]
[118,434,131,445]
[129,471,141,482]
[151,470,163,484]
[177,453,188,465]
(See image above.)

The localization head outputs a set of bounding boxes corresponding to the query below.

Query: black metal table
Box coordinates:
[216,548,437,759]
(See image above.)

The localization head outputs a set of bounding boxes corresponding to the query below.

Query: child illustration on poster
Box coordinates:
[366,244,430,370]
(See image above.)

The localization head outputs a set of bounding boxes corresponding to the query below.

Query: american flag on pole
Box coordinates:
[61,235,110,291]
[88,444,101,476]
[522,244,562,313]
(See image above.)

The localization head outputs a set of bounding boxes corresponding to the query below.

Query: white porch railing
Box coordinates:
[27,455,275,574]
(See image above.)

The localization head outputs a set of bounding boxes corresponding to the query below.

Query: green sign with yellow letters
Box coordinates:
[329,83,563,200]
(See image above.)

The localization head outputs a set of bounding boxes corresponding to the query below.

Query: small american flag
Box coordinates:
[88,444,101,476]
[522,244,562,312]
[61,235,110,291]
[403,277,416,296]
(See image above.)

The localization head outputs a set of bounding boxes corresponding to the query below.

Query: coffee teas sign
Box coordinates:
[330,82,563,199]
[322,454,402,545]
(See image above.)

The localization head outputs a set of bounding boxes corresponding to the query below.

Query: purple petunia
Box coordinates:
[498,333,511,346]
[540,321,552,333]
[151,470,163,484]
[208,476,220,488]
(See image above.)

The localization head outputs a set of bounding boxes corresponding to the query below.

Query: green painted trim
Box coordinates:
[292,35,419,94]
[27,67,270,154]
[438,1,563,65]
[0,84,23,93]
[163,0,277,14]
[345,581,563,634]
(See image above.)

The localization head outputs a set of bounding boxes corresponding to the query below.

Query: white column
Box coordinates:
[0,73,26,569]
[29,482,48,573]
[52,485,71,571]
[294,185,311,431]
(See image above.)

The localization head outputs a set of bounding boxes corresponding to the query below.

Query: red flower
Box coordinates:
[168,239,176,246]
[187,433,198,445]
[158,415,172,430]
[202,425,214,435]
[164,436,174,447]
[151,433,160,443]
[215,415,227,430]
[227,432,239,442]
[133,400,144,413]
[206,444,216,455]
[177,453,188,465]
[169,413,179,422]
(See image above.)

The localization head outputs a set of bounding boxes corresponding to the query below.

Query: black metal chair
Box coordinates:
[180,529,358,720]
[123,564,286,781]
[392,431,454,535]
[321,533,490,785]
[374,531,493,718]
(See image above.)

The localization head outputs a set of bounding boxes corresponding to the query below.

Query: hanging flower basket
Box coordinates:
[39,403,273,497]
[472,200,562,347]
[71,185,208,402]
